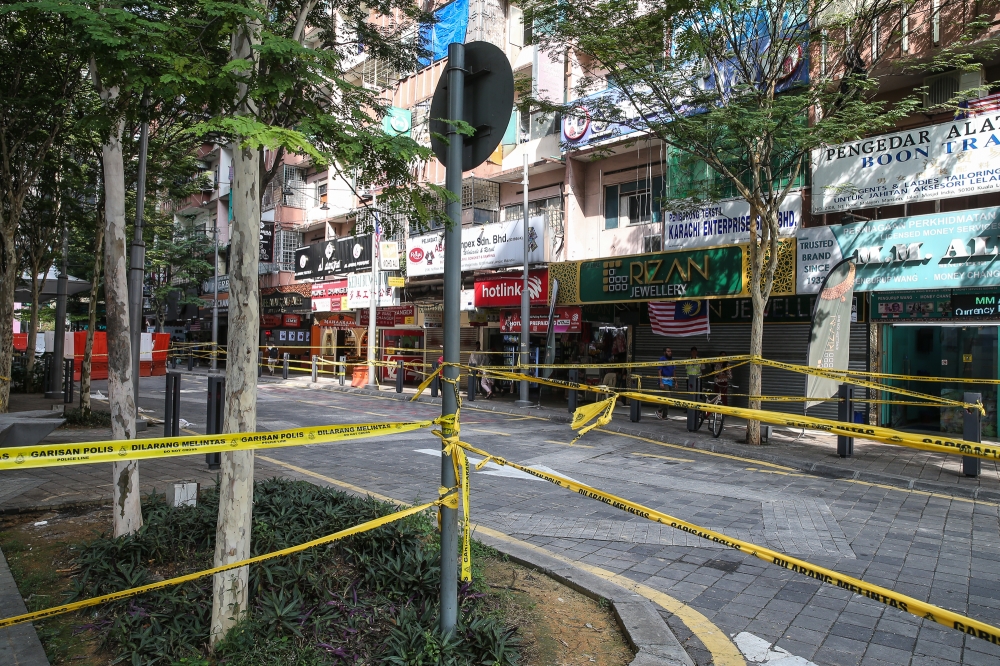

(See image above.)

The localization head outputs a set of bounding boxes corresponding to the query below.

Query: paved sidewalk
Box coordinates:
[258,372,1000,502]
[0,545,48,665]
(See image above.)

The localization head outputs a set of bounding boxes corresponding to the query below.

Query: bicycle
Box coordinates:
[695,381,736,437]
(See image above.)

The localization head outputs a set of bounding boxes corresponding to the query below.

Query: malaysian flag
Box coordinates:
[649,300,710,337]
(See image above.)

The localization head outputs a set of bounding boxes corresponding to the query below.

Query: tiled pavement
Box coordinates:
[2,375,1000,664]
[0,545,48,665]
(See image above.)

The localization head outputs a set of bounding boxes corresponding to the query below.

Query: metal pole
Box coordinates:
[368,226,378,387]
[963,391,982,477]
[46,218,69,399]
[516,152,531,407]
[129,109,150,418]
[440,40,464,637]
[212,225,219,371]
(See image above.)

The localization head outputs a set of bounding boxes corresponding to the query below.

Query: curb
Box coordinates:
[298,380,1000,504]
[474,530,694,666]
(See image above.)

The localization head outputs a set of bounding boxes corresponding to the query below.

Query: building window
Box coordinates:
[604,178,664,229]
[282,166,307,208]
[503,195,562,225]
[318,183,328,205]
[276,229,302,271]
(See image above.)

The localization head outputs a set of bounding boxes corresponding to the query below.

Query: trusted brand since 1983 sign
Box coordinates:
[575,246,745,303]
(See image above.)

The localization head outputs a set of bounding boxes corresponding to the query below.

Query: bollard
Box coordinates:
[164,372,181,437]
[686,376,701,431]
[467,368,476,401]
[205,375,225,469]
[396,360,404,393]
[431,360,440,398]
[187,354,194,371]
[282,353,289,380]
[568,368,578,412]
[963,391,982,477]
[339,355,346,386]
[311,355,318,383]
[837,384,854,458]
[258,351,263,377]
[63,358,75,404]
[630,375,641,422]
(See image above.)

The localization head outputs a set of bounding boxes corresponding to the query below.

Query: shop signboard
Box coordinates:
[346,272,399,309]
[274,328,311,345]
[685,295,861,324]
[500,306,582,333]
[260,314,282,327]
[561,24,807,150]
[261,293,306,313]
[797,206,1000,293]
[260,221,274,263]
[575,247,745,304]
[379,241,400,270]
[812,117,1000,213]
[317,313,356,328]
[310,279,348,298]
[282,313,301,327]
[663,196,801,250]
[294,236,373,280]
[359,304,417,327]
[474,269,549,307]
[202,275,230,294]
[405,217,545,277]
[871,289,1000,320]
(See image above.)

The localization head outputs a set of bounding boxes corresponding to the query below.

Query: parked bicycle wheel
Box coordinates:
[695,408,706,431]
[709,410,724,437]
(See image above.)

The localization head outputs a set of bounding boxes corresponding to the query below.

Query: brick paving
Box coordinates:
[2,373,1000,664]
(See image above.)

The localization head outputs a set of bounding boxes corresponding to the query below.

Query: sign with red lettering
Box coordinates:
[359,304,417,327]
[317,313,356,328]
[500,306,582,333]
[260,314,282,327]
[474,269,548,308]
[310,279,348,299]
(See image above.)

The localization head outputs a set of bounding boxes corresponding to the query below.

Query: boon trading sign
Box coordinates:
[796,206,1000,292]
[812,117,1000,213]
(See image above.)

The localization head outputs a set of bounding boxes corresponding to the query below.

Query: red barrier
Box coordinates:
[73,331,108,381]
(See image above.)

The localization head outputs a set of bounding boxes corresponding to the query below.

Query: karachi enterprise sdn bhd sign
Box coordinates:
[574,246,745,304]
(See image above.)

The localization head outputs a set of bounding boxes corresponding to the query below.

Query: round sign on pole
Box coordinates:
[429,41,515,171]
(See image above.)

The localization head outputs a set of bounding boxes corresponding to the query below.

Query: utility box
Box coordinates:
[166,482,199,508]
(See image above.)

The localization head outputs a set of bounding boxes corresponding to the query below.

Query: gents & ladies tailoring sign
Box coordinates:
[812,117,1000,213]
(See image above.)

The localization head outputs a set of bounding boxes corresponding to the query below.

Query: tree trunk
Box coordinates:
[80,216,104,415]
[211,19,261,644]
[100,104,142,536]
[0,224,19,412]
[25,270,45,392]
[746,287,764,445]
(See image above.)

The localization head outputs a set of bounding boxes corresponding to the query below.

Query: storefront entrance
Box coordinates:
[885,325,998,437]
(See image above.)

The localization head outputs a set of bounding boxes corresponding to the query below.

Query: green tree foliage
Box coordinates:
[521,0,997,442]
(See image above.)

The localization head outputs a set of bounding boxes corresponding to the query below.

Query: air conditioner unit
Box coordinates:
[924,68,983,108]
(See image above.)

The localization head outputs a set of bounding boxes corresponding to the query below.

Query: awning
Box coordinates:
[15,268,91,303]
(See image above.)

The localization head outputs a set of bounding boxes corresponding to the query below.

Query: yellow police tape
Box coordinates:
[0,500,439,629]
[455,439,1000,646]
[454,365,996,460]
[0,420,435,471]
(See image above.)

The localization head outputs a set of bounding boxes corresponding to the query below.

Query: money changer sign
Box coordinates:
[577,246,745,303]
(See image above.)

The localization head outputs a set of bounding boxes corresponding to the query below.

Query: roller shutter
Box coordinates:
[633,321,870,417]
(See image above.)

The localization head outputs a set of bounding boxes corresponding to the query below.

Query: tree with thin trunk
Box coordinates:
[521,0,996,443]
[0,8,84,411]
[80,211,104,416]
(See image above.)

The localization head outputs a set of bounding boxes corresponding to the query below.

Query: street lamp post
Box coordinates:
[212,224,219,372]
[516,153,531,407]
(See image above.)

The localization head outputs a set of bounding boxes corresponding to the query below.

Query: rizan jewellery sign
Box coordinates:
[812,118,1000,213]
[574,246,744,303]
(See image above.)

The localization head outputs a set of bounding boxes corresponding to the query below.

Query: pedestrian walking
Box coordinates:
[714,353,732,406]
[267,343,279,376]
[687,346,701,394]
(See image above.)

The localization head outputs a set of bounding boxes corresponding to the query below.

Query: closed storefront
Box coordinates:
[632,296,869,417]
